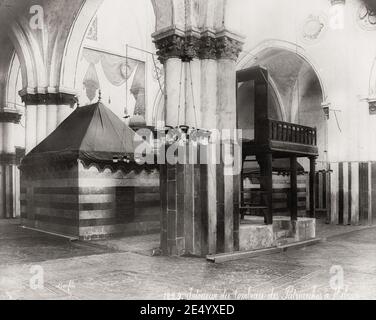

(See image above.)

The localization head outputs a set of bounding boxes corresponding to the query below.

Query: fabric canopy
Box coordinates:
[22,102,138,166]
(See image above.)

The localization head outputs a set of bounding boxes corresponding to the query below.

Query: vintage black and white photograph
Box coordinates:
[0,0,376,305]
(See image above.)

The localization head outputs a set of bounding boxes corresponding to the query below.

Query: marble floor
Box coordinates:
[0,218,376,300]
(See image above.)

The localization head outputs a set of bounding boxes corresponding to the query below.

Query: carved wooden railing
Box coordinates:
[268,119,317,146]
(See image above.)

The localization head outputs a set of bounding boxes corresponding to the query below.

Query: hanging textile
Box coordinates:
[131,63,146,116]
[82,48,140,87]
[82,47,146,117]
[83,63,100,102]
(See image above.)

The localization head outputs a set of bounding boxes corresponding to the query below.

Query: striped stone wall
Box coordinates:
[315,170,330,215]
[78,162,160,240]
[21,163,80,236]
[327,162,376,226]
[21,161,160,240]
[243,173,308,216]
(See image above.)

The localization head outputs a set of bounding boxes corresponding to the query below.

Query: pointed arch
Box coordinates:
[150,0,174,32]
[60,0,103,92]
[0,35,15,107]
[238,39,328,102]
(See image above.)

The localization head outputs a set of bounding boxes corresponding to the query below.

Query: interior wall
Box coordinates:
[231,0,376,163]
[298,76,327,162]
[236,54,326,169]
[237,80,282,140]
[75,0,160,125]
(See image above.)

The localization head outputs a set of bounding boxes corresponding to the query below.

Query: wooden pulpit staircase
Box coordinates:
[237,66,319,226]
[240,157,268,220]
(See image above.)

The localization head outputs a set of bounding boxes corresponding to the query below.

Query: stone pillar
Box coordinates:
[21,92,77,153]
[199,34,218,255]
[154,29,243,257]
[159,143,209,256]
[154,32,186,127]
[215,32,243,253]
[0,110,22,219]
[155,32,191,256]
[216,32,241,130]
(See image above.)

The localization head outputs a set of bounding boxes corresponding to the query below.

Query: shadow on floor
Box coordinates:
[0,220,114,266]
[1,217,373,267]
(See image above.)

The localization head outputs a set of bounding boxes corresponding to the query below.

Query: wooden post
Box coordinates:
[326,167,332,224]
[260,153,273,225]
[290,155,298,221]
[254,69,269,145]
[0,164,4,219]
[309,156,317,218]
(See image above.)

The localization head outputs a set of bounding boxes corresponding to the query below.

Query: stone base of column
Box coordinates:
[215,162,240,254]
[0,155,20,219]
[160,161,209,257]
[160,141,241,257]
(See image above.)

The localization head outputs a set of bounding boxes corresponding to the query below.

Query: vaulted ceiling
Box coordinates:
[254,48,323,122]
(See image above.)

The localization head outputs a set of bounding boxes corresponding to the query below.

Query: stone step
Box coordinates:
[274,230,291,240]
[274,237,295,247]
[207,238,322,263]
[277,238,322,250]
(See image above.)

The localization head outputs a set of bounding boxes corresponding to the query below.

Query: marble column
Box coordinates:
[0,109,22,219]
[215,32,243,253]
[199,34,218,255]
[154,33,186,127]
[154,29,243,257]
[21,92,77,153]
[155,32,188,256]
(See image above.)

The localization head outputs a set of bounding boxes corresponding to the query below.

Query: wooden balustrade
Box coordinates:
[268,119,317,146]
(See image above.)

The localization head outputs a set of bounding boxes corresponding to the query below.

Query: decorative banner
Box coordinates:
[82,47,146,117]
[83,63,100,102]
[131,63,146,116]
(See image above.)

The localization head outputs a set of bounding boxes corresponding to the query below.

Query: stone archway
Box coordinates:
[238,40,328,101]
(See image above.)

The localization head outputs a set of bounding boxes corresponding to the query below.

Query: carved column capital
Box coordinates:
[215,35,243,61]
[198,36,217,60]
[20,92,78,107]
[0,110,22,124]
[154,33,204,63]
[184,35,201,62]
[0,148,25,165]
[0,154,17,165]
[154,34,186,64]
[154,30,244,63]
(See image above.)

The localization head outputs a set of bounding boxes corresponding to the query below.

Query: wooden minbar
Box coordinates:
[237,66,319,225]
